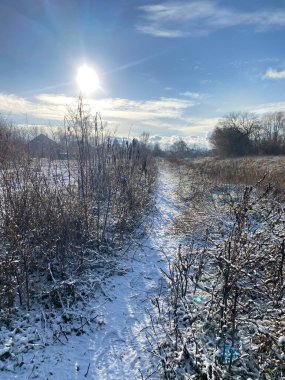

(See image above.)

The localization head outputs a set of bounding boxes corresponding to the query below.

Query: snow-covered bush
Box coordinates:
[0,98,157,311]
[150,168,285,379]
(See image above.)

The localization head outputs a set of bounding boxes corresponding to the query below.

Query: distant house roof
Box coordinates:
[28,134,64,159]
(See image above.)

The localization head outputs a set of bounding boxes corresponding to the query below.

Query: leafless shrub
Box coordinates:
[0,98,156,311]
[0,116,27,164]
[150,167,285,379]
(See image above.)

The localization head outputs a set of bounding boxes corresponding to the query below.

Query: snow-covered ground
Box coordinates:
[2,162,182,380]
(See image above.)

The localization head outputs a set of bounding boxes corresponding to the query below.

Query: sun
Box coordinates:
[76,65,100,95]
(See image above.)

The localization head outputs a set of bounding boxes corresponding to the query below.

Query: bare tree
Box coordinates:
[260,112,285,154]
[210,124,251,156]
[170,138,189,157]
[211,112,262,156]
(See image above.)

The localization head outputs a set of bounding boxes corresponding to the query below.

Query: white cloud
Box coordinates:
[149,134,210,149]
[0,93,68,121]
[0,93,195,121]
[0,92,203,137]
[88,97,195,122]
[136,24,188,38]
[251,101,285,114]
[35,94,75,105]
[184,116,219,134]
[263,68,285,79]
[180,91,209,100]
[137,1,285,38]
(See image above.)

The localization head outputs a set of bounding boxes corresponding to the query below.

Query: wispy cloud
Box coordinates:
[263,68,285,79]
[0,93,68,121]
[180,91,209,100]
[137,1,285,38]
[251,101,285,114]
[136,24,190,38]
[0,92,202,136]
[35,94,75,105]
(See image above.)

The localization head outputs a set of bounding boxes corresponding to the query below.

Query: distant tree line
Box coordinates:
[152,138,209,158]
[211,111,285,157]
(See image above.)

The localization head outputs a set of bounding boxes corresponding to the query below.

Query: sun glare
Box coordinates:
[76,65,100,95]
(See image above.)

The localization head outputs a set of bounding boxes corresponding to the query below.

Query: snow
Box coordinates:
[278,336,285,346]
[0,162,182,379]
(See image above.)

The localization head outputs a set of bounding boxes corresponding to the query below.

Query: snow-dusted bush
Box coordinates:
[150,175,285,379]
[0,98,156,311]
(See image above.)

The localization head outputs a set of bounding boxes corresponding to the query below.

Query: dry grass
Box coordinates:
[185,155,285,190]
[170,155,285,238]
[0,99,157,311]
[151,157,285,379]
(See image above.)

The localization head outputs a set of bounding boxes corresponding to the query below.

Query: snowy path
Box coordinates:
[88,163,181,379]
[6,163,182,380]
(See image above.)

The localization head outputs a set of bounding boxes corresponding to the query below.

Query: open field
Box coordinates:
[184,155,285,190]
[0,153,284,379]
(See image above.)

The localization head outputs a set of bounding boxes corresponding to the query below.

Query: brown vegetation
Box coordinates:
[0,98,156,311]
[150,157,285,379]
[180,155,285,190]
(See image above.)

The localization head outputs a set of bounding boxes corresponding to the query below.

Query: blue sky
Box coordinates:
[1,0,285,145]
